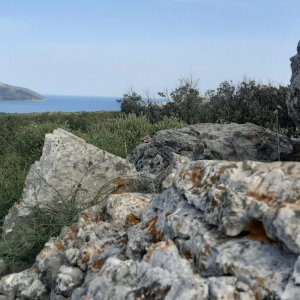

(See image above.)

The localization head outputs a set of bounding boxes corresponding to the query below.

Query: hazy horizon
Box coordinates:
[1,0,299,97]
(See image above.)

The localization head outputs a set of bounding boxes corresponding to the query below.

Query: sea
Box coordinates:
[0,95,120,113]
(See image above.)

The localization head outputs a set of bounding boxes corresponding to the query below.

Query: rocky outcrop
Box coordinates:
[130,122,300,177]
[287,41,300,132]
[0,83,44,101]
[172,159,300,254]
[1,129,137,239]
[1,158,300,298]
[1,126,300,299]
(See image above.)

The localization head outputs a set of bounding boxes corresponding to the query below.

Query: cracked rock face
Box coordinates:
[129,123,300,177]
[173,159,300,254]
[1,128,300,299]
[287,41,300,132]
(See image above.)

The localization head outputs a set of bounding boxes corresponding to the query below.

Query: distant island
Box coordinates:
[0,83,44,101]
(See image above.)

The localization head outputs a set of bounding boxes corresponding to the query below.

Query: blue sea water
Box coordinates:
[0,95,120,113]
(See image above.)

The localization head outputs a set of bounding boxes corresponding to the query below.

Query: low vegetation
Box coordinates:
[118,78,295,136]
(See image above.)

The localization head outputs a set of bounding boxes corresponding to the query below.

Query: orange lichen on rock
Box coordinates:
[256,276,266,287]
[54,240,65,250]
[201,243,212,256]
[81,250,90,263]
[81,211,92,221]
[112,177,132,194]
[144,240,173,262]
[125,214,140,226]
[179,166,203,188]
[91,259,105,271]
[247,191,276,206]
[245,220,272,242]
[121,234,129,245]
[255,292,261,300]
[179,170,191,181]
[65,227,76,240]
[146,217,164,241]
[190,170,202,188]
[183,250,193,260]
[218,167,225,174]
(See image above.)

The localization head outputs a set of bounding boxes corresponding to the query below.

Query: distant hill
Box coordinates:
[0,83,44,100]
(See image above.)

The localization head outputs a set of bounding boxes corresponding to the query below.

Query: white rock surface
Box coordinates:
[2,128,136,238]
[0,269,47,300]
[106,193,152,227]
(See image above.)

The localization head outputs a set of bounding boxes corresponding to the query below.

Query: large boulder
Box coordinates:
[1,128,137,238]
[129,122,300,177]
[287,41,300,132]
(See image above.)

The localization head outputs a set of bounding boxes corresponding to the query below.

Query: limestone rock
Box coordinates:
[1,128,136,238]
[287,41,300,132]
[0,268,47,300]
[34,204,128,296]
[281,256,300,299]
[1,129,300,299]
[173,159,300,254]
[130,122,299,176]
[55,265,84,297]
[138,187,296,299]
[82,242,209,300]
[106,193,153,227]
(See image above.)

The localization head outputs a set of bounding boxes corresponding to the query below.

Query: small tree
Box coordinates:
[167,78,203,124]
[117,89,145,116]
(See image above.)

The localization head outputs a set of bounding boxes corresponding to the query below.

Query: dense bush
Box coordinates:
[207,80,294,134]
[117,90,145,117]
[119,79,295,136]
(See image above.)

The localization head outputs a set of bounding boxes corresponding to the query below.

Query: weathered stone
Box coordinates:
[55,265,84,297]
[82,242,209,300]
[35,205,128,296]
[0,268,47,300]
[287,41,300,132]
[138,187,296,298]
[173,159,300,254]
[106,193,152,227]
[130,123,300,177]
[2,128,300,299]
[208,277,255,300]
[2,128,136,238]
[281,256,300,299]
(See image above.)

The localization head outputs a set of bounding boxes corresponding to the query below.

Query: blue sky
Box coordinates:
[0,0,299,96]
